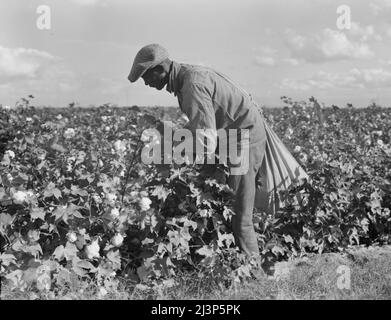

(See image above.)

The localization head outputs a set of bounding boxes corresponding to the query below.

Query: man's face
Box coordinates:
[141,66,167,90]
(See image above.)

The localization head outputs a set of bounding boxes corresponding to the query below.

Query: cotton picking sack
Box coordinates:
[254,118,309,215]
[207,69,308,214]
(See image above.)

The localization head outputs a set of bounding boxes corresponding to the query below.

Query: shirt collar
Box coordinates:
[166,61,183,96]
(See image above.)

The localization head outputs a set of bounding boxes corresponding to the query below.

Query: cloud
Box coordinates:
[378,59,391,66]
[0,46,58,80]
[284,28,374,63]
[253,45,277,67]
[282,58,300,66]
[253,45,301,67]
[369,0,391,23]
[281,68,391,91]
[0,45,80,105]
[349,22,381,41]
[17,63,79,96]
[369,0,391,15]
[369,2,382,15]
[281,78,311,91]
[254,56,275,67]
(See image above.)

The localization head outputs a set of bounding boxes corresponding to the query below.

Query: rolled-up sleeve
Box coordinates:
[180,82,217,160]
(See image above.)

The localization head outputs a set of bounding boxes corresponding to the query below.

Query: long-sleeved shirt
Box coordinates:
[166,61,266,164]
[165,61,309,212]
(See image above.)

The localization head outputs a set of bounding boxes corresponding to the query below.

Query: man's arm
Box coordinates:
[179,82,217,163]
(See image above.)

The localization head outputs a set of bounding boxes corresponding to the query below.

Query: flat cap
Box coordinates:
[128,44,169,83]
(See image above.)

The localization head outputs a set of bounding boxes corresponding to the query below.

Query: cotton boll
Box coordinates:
[111,233,124,247]
[64,128,76,139]
[85,240,100,259]
[139,197,152,211]
[12,190,28,204]
[110,208,120,219]
[114,140,127,153]
[5,150,15,159]
[67,232,77,243]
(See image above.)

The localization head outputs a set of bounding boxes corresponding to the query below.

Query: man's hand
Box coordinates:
[156,120,177,136]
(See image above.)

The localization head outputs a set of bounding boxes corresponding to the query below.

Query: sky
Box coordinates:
[0,0,391,108]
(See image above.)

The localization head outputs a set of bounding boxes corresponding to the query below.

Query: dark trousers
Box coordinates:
[227,139,266,257]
